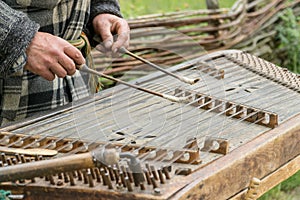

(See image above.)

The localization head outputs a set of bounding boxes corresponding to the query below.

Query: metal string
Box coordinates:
[1,55,298,169]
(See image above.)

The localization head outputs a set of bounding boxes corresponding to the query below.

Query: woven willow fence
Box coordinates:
[92,0,300,79]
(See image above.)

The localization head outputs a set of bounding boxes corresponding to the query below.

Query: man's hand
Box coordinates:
[92,13,130,54]
[25,32,85,81]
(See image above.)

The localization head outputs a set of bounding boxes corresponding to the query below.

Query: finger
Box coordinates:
[95,44,112,57]
[112,32,130,53]
[98,22,114,50]
[111,21,130,53]
[49,62,67,78]
[38,67,56,81]
[64,45,85,65]
[24,63,56,81]
[104,39,113,50]
[57,55,76,76]
[95,44,106,53]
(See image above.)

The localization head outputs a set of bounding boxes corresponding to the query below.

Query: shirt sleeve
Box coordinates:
[0,1,39,77]
[90,0,122,20]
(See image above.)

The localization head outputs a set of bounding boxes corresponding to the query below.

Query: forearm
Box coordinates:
[0,1,39,77]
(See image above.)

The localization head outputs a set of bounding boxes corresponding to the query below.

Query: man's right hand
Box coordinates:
[25,32,85,81]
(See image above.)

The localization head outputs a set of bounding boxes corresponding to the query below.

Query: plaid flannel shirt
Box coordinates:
[0,0,122,126]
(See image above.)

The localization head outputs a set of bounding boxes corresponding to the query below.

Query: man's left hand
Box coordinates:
[93,13,130,54]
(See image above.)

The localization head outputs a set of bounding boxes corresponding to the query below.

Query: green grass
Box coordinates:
[118,1,300,199]
[275,8,300,73]
[120,0,236,18]
[259,170,300,200]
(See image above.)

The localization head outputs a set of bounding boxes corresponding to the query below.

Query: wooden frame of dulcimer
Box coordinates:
[0,50,299,200]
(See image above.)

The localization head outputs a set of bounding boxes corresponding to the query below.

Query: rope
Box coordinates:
[0,190,10,200]
[68,32,101,92]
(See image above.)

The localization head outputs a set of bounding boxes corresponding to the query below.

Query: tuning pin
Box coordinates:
[105,173,113,189]
[68,172,76,186]
[48,175,55,185]
[150,165,158,180]
[87,171,94,188]
[144,170,151,185]
[119,172,126,187]
[125,177,133,192]
[94,168,101,183]
[158,168,165,184]
[150,175,158,189]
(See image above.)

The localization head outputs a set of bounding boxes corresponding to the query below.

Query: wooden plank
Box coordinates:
[231,154,300,199]
[170,113,300,200]
[5,186,164,200]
